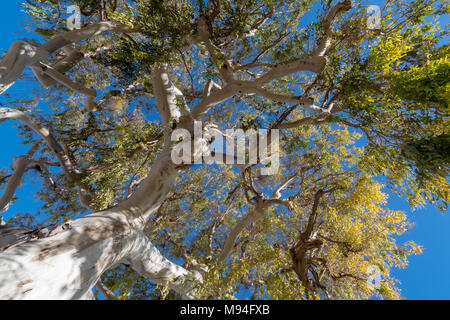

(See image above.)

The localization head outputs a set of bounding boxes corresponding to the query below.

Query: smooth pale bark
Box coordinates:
[0,64,201,299]
[217,202,267,264]
[0,1,351,299]
[117,65,186,223]
[30,47,84,87]
[0,143,39,214]
[217,175,296,264]
[253,56,327,85]
[0,158,196,299]
[0,209,196,299]
[190,56,326,119]
[0,109,75,175]
[313,0,352,57]
[31,62,97,110]
[191,84,238,119]
[0,223,33,250]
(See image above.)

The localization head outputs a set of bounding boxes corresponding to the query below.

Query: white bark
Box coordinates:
[117,65,186,222]
[217,175,296,264]
[0,210,133,299]
[0,143,40,213]
[126,231,201,299]
[0,107,94,209]
[31,62,97,110]
[0,60,204,299]
[313,0,352,57]
[0,208,198,299]
[30,47,84,87]
[0,21,133,94]
[0,60,202,299]
[217,202,267,264]
[0,154,198,299]
[0,156,29,213]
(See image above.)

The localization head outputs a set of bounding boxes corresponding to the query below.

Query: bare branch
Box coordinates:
[0,156,29,214]
[151,64,184,126]
[203,79,222,98]
[191,84,238,119]
[0,143,41,213]
[276,100,346,129]
[253,56,327,85]
[271,174,297,199]
[197,17,234,82]
[217,199,267,265]
[29,46,84,87]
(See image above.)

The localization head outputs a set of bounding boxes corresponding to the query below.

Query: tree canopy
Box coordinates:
[0,0,448,300]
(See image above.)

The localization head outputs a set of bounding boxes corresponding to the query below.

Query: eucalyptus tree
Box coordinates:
[0,0,448,300]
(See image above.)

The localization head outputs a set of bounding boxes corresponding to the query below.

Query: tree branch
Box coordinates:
[217,199,267,265]
[0,143,40,213]
[191,84,237,119]
[151,64,184,126]
[0,21,134,94]
[253,56,327,85]
[116,65,189,223]
[96,278,116,300]
[0,107,94,209]
[313,1,352,57]
[303,189,325,240]
[197,17,234,82]
[29,46,84,87]
[240,85,315,107]
[0,157,28,214]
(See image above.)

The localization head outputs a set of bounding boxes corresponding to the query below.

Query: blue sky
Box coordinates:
[0,1,448,299]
